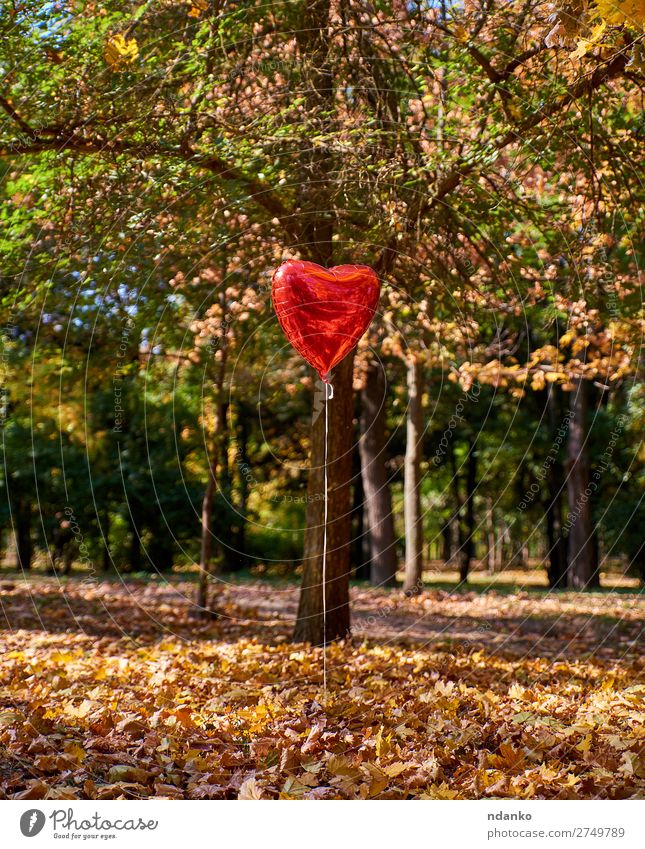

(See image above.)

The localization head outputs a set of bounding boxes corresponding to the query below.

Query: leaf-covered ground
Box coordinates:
[0,576,643,799]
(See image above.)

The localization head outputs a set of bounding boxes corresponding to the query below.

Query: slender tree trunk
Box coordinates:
[350,444,370,580]
[448,441,464,572]
[15,499,32,570]
[441,520,452,564]
[295,355,354,644]
[545,385,568,588]
[448,512,461,565]
[102,511,111,572]
[198,466,216,610]
[485,497,496,574]
[546,495,567,588]
[403,356,424,595]
[458,440,477,583]
[359,360,397,587]
[501,520,512,568]
[228,408,250,572]
[198,399,228,612]
[566,378,598,588]
[198,281,229,610]
[129,519,142,572]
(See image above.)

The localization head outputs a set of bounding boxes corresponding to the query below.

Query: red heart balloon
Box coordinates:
[272,260,380,382]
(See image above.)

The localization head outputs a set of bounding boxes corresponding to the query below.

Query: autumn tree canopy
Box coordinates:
[0,0,643,637]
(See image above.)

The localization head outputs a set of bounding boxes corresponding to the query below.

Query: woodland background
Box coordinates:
[0,0,643,800]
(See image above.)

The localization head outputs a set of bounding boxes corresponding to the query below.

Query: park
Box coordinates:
[0,0,643,803]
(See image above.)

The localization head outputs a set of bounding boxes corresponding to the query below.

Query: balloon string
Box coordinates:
[322,378,331,703]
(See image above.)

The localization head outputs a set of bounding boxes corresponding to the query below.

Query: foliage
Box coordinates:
[0,578,643,800]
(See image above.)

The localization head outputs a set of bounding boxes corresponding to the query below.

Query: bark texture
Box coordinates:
[403,357,424,594]
[458,440,477,584]
[197,397,228,612]
[359,360,397,587]
[566,378,599,589]
[15,499,32,570]
[294,355,354,644]
[545,385,568,588]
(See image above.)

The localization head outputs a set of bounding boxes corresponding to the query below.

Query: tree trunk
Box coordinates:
[498,520,507,568]
[230,407,250,571]
[448,441,464,571]
[458,439,477,583]
[485,497,496,574]
[291,0,361,643]
[441,520,452,564]
[403,356,424,595]
[129,519,142,572]
[198,466,216,610]
[448,512,461,566]
[197,398,228,612]
[15,499,32,570]
[359,360,397,587]
[546,386,568,588]
[566,378,598,589]
[350,443,370,580]
[102,511,111,572]
[294,354,354,644]
[198,280,229,610]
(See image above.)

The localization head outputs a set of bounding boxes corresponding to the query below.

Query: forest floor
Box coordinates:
[0,574,643,799]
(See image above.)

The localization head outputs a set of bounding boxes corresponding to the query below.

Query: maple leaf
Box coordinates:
[104,34,139,70]
[238,776,264,799]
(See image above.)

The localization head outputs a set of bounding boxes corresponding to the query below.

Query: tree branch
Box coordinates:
[0,131,291,226]
[0,94,38,139]
[429,46,632,211]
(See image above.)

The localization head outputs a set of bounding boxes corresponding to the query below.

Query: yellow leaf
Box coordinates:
[375,725,391,758]
[572,22,607,59]
[421,782,460,799]
[327,754,361,778]
[383,761,408,778]
[105,34,139,69]
[64,699,93,719]
[362,762,389,797]
[63,741,87,763]
[594,0,645,27]
[108,764,151,783]
[576,734,593,753]
[51,650,75,663]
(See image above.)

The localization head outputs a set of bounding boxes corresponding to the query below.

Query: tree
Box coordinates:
[358,358,397,587]
[403,355,424,594]
[1,0,642,634]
